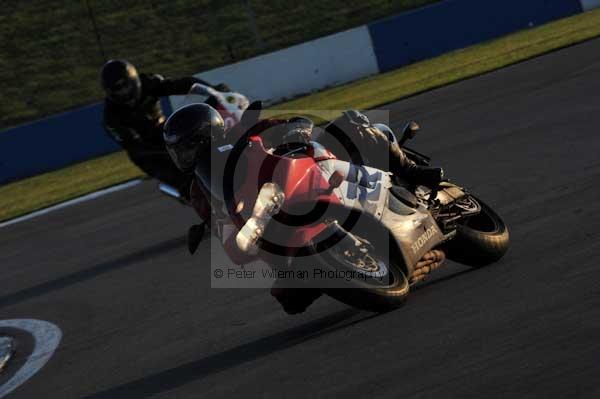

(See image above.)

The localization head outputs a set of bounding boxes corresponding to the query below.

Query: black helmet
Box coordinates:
[285,116,313,142]
[100,59,142,106]
[163,103,225,173]
[341,109,370,127]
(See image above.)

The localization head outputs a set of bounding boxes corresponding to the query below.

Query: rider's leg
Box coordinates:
[322,111,443,188]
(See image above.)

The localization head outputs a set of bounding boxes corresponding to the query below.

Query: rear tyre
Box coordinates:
[445,197,509,267]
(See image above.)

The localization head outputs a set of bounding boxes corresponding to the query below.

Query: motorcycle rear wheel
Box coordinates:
[445,196,509,267]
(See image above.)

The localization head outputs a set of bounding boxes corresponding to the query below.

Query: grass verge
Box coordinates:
[2,8,600,222]
[0,152,143,222]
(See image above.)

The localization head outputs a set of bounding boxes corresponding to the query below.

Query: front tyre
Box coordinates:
[445,197,509,267]
[322,257,410,313]
[312,225,409,312]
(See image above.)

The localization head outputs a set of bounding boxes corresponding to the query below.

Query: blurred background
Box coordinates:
[1,0,598,222]
[0,0,437,129]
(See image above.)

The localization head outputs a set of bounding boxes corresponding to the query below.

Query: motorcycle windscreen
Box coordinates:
[166,142,198,172]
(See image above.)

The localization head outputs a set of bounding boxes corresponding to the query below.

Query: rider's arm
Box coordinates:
[190,180,211,223]
[190,178,259,265]
[102,104,140,147]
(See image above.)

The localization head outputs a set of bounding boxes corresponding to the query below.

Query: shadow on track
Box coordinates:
[86,308,376,398]
[412,267,476,291]
[0,236,186,309]
[86,265,477,397]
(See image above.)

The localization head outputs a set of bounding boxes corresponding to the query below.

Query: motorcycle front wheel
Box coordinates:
[314,231,410,313]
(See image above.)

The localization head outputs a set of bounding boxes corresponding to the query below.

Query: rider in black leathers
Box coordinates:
[101,59,230,198]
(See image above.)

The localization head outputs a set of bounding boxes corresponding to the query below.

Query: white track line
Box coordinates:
[0,179,143,229]
[0,319,62,398]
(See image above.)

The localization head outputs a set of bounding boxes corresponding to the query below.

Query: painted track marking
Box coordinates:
[0,179,142,229]
[0,319,62,398]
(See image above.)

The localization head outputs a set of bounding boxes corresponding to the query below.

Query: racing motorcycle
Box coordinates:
[215,117,510,312]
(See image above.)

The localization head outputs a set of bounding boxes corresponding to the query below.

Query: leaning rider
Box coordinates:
[163,102,445,314]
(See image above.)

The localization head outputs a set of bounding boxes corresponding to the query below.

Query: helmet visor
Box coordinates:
[166,135,210,172]
[109,78,141,105]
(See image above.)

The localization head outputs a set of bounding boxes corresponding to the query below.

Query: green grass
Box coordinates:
[273,7,600,113]
[0,0,437,130]
[0,152,143,222]
[2,8,600,222]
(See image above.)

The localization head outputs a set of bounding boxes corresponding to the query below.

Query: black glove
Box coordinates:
[403,165,444,188]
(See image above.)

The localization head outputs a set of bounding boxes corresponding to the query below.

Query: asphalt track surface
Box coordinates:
[2,38,600,398]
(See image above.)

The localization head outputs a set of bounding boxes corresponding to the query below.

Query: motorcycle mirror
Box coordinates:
[403,121,419,138]
[399,121,420,146]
